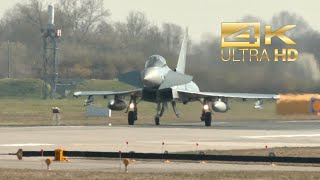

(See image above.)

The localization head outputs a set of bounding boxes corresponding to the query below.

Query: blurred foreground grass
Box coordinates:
[0,169,319,180]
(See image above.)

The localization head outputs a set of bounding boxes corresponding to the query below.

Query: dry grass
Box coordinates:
[0,168,320,180]
[0,98,318,126]
[182,147,320,157]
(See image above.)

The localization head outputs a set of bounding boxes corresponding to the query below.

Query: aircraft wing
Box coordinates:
[177,90,280,100]
[74,89,142,97]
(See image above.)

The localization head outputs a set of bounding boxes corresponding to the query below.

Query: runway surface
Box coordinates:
[1,119,320,172]
[1,119,320,153]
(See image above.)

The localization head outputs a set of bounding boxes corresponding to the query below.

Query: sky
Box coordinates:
[0,0,319,41]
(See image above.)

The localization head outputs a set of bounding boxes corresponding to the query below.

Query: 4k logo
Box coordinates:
[220,22,299,62]
[221,22,296,48]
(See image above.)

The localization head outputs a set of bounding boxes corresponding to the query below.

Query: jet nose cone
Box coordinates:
[143,69,163,87]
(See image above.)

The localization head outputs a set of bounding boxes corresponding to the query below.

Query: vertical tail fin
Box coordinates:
[175,27,188,74]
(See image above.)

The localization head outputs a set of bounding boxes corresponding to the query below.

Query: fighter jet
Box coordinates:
[74,28,279,126]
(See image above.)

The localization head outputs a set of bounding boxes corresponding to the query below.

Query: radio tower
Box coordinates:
[42,3,62,99]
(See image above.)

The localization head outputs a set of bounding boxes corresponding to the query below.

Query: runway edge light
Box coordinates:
[17,149,23,160]
[123,158,130,172]
[45,158,52,170]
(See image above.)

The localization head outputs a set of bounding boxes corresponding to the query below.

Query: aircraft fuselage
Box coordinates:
[141,55,200,103]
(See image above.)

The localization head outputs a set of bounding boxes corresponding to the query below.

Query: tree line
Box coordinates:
[0,0,320,93]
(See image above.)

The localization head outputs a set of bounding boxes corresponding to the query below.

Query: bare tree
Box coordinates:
[144,25,162,54]
[17,0,47,32]
[59,0,110,41]
[126,11,149,39]
[162,23,182,52]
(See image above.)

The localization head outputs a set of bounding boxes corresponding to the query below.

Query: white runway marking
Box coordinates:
[278,120,320,123]
[0,143,54,147]
[170,122,228,125]
[242,134,320,139]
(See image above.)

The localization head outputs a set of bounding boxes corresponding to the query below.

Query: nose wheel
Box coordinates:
[154,102,166,125]
[155,115,160,125]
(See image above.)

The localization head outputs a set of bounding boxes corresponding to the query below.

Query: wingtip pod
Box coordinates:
[176,27,188,74]
[274,94,281,100]
[73,91,81,97]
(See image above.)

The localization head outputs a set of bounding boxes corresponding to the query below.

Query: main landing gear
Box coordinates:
[127,96,138,125]
[200,102,212,127]
[128,110,137,125]
[127,97,212,126]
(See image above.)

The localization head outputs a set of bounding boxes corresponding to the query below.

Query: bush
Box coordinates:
[0,78,44,98]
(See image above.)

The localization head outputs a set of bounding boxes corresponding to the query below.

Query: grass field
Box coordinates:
[0,78,318,126]
[0,169,320,180]
[0,97,296,125]
[0,97,317,126]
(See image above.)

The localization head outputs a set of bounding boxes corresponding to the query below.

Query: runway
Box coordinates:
[1,119,320,154]
[1,119,320,172]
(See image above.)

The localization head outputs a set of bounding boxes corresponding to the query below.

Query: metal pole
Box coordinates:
[119,151,122,172]
[43,4,59,99]
[52,36,58,98]
[7,40,10,78]
[43,36,48,99]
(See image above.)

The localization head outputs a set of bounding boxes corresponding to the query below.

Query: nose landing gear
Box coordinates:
[154,102,166,125]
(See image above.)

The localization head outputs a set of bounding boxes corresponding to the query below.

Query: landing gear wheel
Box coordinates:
[155,116,160,125]
[128,111,135,125]
[204,112,212,127]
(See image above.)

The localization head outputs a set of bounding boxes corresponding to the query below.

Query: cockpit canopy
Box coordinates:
[145,55,167,68]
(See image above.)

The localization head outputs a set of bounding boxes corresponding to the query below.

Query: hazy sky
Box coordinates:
[0,0,319,41]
